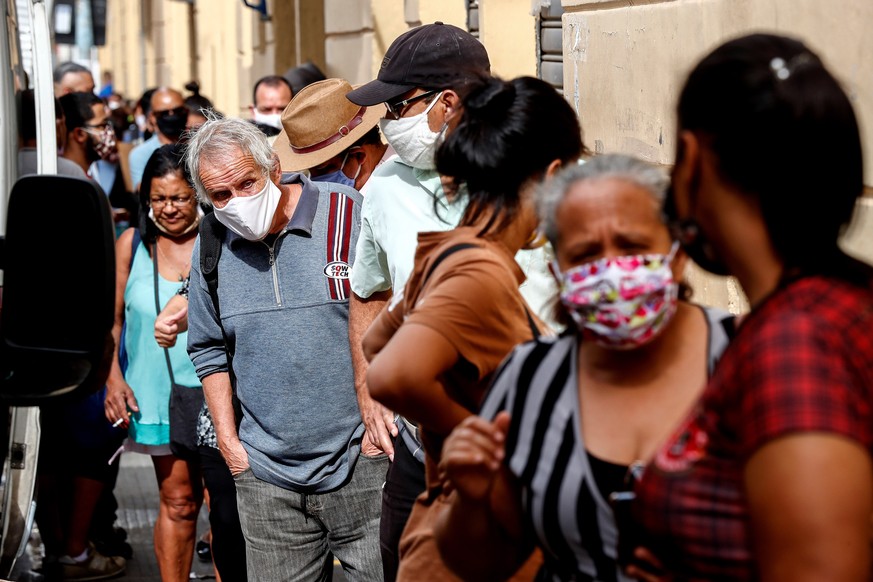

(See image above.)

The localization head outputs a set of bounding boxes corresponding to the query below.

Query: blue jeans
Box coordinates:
[234,453,387,582]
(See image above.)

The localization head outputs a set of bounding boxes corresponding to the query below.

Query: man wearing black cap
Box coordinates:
[345,21,491,582]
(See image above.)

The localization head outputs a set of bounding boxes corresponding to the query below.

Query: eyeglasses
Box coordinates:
[151,195,194,208]
[154,107,185,119]
[83,121,113,131]
[384,90,439,120]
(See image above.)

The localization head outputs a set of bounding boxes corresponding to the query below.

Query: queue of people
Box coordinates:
[36,19,873,582]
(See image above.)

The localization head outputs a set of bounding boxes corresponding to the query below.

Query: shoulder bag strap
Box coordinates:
[152,242,177,386]
[421,242,480,286]
[425,242,540,340]
[130,228,141,270]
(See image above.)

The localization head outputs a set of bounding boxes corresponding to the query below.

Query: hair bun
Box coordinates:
[466,79,516,122]
[185,80,201,96]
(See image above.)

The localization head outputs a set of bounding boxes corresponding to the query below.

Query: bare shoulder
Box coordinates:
[115,227,137,265]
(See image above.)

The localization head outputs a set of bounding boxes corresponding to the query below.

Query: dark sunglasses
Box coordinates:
[154,107,185,118]
[384,90,439,120]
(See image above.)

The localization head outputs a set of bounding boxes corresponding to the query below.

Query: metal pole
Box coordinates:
[31,0,58,175]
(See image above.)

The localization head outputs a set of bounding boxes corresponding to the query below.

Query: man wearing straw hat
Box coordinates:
[273,78,392,194]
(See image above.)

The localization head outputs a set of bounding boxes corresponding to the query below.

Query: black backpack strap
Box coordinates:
[199,212,224,320]
[197,212,242,426]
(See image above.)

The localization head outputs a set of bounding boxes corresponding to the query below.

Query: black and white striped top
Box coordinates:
[480,307,734,582]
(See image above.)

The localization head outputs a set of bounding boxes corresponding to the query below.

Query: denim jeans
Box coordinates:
[234,453,387,582]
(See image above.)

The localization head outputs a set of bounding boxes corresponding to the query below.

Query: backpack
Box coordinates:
[197,213,243,423]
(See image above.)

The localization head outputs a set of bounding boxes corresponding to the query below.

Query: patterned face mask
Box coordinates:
[556,243,680,349]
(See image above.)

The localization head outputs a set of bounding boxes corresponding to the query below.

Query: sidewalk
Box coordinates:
[115,453,214,581]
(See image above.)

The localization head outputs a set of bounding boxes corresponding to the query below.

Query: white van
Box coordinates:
[0,1,115,575]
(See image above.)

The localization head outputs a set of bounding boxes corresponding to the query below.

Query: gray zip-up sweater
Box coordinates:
[187,174,364,493]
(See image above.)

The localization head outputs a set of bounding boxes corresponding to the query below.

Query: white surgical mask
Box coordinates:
[379,92,445,170]
[253,110,283,130]
[212,177,283,241]
[135,114,147,131]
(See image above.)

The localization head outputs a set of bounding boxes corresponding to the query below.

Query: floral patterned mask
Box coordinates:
[556,243,680,349]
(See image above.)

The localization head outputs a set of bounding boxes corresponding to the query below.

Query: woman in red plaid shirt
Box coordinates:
[629,33,873,581]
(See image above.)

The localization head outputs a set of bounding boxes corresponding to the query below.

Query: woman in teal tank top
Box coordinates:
[105,145,204,582]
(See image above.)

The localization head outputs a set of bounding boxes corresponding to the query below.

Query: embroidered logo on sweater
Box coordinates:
[324,261,350,280]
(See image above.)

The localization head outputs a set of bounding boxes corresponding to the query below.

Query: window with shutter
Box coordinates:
[536,0,563,93]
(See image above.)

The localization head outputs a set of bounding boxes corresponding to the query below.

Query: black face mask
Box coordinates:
[663,184,731,277]
[155,111,187,140]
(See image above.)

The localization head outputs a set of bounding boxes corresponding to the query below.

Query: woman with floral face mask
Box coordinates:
[433,154,736,582]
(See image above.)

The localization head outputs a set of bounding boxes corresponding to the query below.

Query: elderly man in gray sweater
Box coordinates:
[185,115,385,582]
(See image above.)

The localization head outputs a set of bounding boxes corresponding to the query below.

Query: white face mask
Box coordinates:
[253,110,283,130]
[135,114,147,132]
[379,92,446,170]
[212,177,283,241]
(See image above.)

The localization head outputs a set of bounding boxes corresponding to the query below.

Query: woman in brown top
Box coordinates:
[363,76,584,581]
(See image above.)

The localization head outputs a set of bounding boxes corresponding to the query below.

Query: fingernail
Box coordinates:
[389,454,394,462]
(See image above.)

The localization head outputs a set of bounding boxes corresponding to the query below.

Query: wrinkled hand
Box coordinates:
[104,380,139,429]
[155,304,188,348]
[359,393,397,459]
[625,547,672,582]
[220,437,250,476]
[439,411,510,502]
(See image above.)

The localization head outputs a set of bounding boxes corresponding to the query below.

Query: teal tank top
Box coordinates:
[123,240,200,446]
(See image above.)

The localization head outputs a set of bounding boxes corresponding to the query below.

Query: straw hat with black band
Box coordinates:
[273,78,385,172]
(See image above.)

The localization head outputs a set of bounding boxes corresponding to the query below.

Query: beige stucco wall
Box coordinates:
[562,0,873,183]
[561,0,873,310]
[103,1,533,110]
[417,0,466,30]
[101,0,282,117]
[481,0,537,78]
[369,0,469,80]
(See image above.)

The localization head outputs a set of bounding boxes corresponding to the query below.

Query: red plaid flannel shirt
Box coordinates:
[633,274,873,581]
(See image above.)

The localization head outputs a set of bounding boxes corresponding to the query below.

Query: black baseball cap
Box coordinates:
[347,22,491,106]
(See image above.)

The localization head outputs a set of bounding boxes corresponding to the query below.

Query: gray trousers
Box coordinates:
[234,454,387,582]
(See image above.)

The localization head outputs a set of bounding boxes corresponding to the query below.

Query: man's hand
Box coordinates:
[219,436,251,476]
[359,391,397,459]
[349,290,396,458]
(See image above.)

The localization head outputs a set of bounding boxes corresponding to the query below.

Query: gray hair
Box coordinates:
[184,111,275,205]
[537,153,670,247]
[53,61,91,84]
